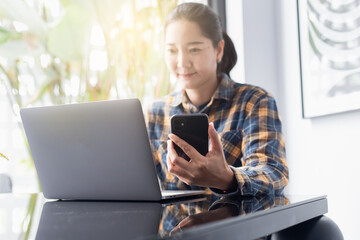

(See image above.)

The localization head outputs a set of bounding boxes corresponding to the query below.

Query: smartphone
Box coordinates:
[170,114,209,161]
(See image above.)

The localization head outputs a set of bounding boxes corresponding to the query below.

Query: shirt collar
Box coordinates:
[170,89,187,107]
[170,73,235,107]
[212,73,235,102]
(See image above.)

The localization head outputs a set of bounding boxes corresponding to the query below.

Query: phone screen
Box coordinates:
[170,114,209,161]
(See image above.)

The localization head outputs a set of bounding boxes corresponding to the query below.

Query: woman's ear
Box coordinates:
[216,40,225,63]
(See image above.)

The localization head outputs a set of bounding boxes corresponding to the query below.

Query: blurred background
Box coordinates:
[0,0,190,193]
[0,0,195,238]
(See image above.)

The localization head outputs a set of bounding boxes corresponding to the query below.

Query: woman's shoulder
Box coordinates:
[237,83,271,98]
[229,82,279,115]
[227,78,274,104]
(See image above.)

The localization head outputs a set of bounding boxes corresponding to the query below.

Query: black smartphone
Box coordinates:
[170,114,209,161]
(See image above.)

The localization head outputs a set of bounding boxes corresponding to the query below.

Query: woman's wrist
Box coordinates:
[217,167,237,192]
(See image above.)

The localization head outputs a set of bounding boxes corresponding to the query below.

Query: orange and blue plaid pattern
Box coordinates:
[146,73,289,196]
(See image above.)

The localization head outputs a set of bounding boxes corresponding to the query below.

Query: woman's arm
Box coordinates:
[168,94,288,196]
[228,94,289,196]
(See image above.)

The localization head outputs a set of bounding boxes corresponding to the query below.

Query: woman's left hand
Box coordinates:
[169,206,235,236]
[167,122,237,191]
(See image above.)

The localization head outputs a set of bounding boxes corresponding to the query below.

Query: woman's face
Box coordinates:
[164,20,224,90]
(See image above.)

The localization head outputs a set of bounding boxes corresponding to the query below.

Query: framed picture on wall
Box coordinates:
[297,0,360,118]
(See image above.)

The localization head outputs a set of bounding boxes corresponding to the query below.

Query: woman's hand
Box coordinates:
[167,122,237,191]
[169,206,235,235]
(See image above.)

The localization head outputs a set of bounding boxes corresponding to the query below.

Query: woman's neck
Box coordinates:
[185,77,219,106]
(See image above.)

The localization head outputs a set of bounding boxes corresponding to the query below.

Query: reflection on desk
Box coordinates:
[36,201,162,239]
[0,193,327,240]
[160,195,288,237]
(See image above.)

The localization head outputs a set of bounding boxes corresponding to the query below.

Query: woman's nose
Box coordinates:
[177,52,191,68]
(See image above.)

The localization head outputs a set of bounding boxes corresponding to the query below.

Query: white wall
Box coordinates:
[225,0,245,83]
[228,0,360,239]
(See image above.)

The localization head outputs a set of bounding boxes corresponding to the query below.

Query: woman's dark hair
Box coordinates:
[165,3,237,77]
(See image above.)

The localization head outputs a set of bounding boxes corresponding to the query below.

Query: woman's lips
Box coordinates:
[178,73,196,79]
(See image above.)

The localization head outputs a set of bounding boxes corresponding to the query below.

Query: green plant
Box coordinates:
[0,0,178,105]
[0,0,178,171]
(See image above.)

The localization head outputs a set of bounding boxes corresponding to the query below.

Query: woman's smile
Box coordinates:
[177,72,197,79]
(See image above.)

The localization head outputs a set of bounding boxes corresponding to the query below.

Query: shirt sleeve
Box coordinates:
[145,102,169,188]
[146,101,186,190]
[212,94,289,196]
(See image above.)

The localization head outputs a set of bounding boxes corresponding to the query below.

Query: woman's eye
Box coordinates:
[189,48,201,53]
[166,48,177,54]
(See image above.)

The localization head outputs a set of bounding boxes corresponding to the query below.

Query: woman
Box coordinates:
[146,2,288,196]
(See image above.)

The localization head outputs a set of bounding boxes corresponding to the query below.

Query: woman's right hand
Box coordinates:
[166,123,237,192]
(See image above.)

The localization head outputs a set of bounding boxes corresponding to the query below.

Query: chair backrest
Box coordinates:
[0,174,12,193]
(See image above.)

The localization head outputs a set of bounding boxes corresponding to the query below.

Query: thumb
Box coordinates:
[209,122,222,152]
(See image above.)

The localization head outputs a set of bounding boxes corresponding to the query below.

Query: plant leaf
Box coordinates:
[47,4,95,62]
[0,27,13,44]
[0,39,40,60]
[0,0,48,42]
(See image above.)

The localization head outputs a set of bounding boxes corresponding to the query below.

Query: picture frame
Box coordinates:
[297,0,360,118]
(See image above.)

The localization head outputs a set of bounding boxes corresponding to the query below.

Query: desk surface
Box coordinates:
[0,193,327,240]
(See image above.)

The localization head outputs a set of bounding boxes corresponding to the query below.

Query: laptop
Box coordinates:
[20,99,205,201]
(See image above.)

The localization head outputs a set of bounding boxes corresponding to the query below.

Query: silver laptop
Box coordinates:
[20,99,205,201]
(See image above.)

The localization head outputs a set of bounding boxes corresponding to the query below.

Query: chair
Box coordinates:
[272,215,344,240]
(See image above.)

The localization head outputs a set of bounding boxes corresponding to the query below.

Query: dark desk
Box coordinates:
[0,193,341,240]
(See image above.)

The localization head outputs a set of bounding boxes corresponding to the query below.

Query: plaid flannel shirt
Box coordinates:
[146,73,288,196]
